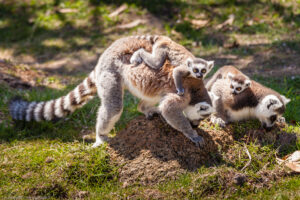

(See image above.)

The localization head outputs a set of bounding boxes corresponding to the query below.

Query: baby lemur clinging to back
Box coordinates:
[130,35,214,96]
[206,65,251,95]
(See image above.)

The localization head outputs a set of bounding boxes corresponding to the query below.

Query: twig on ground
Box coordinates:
[241,144,252,171]
[116,19,147,29]
[109,4,128,18]
[216,14,235,30]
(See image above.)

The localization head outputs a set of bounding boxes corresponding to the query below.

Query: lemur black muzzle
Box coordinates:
[196,74,203,79]
[262,123,272,132]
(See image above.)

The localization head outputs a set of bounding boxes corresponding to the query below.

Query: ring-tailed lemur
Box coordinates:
[9,36,214,148]
[130,35,214,96]
[209,75,290,130]
[206,65,251,95]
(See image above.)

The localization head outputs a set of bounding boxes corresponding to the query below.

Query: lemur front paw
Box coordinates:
[190,135,205,147]
[91,135,109,148]
[190,120,200,128]
[210,116,226,127]
[277,116,286,124]
[176,88,185,96]
[130,49,143,65]
[92,141,103,148]
[145,111,159,120]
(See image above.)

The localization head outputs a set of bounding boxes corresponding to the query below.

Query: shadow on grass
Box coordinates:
[201,39,300,77]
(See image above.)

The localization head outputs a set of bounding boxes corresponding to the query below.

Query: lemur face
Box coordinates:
[227,73,251,95]
[183,102,214,127]
[186,58,214,79]
[257,95,290,131]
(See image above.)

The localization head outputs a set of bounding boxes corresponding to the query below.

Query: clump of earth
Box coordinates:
[107,115,233,186]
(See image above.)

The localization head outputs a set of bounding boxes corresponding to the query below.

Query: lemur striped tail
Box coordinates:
[132,35,160,44]
[9,70,97,122]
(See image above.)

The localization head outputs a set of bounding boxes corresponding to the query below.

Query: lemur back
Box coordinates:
[130,35,214,96]
[206,65,251,95]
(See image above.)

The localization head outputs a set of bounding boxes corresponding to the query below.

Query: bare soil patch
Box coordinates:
[107,116,234,186]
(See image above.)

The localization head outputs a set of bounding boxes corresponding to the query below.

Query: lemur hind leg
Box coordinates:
[159,93,205,147]
[130,46,167,69]
[92,71,123,148]
[137,100,159,120]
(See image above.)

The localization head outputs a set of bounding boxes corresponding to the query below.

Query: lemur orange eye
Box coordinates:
[201,69,206,74]
[230,85,234,89]
[236,87,242,91]
[193,68,199,73]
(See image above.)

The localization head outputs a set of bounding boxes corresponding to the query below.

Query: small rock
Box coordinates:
[233,173,247,186]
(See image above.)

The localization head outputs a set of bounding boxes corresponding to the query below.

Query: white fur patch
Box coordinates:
[83,79,91,94]
[26,102,37,121]
[54,98,64,118]
[74,86,81,104]
[64,93,75,112]
[227,107,256,122]
[183,102,213,121]
[33,102,44,122]
[261,95,283,110]
[44,100,54,120]
[208,92,220,103]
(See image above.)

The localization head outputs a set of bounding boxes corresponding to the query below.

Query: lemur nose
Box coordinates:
[262,123,272,132]
[196,74,203,79]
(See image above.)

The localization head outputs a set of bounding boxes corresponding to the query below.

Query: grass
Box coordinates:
[0,0,299,199]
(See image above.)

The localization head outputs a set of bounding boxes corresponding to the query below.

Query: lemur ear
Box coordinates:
[227,72,234,80]
[266,98,280,110]
[245,79,251,87]
[207,61,214,70]
[186,58,193,68]
[281,95,291,105]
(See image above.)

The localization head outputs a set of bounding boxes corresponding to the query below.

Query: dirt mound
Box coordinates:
[107,116,235,186]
